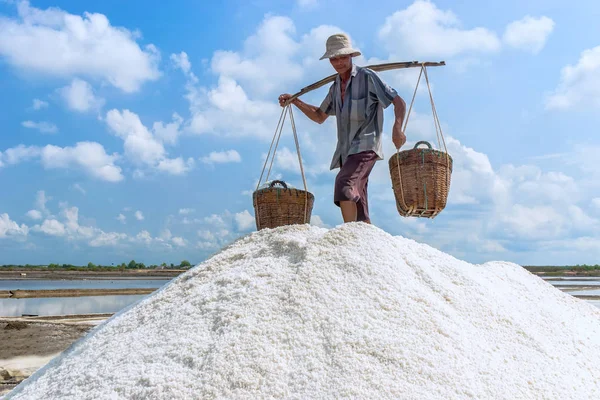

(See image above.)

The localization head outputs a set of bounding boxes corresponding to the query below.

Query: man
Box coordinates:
[279,33,406,224]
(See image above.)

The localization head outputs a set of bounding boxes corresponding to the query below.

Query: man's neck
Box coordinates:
[339,66,352,83]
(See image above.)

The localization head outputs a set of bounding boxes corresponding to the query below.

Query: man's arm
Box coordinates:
[392,95,406,127]
[279,94,329,124]
[391,95,407,149]
[292,98,329,124]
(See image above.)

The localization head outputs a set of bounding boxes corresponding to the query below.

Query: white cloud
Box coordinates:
[41,141,124,182]
[1,142,123,182]
[170,52,191,74]
[22,120,58,134]
[593,198,600,209]
[377,0,501,59]
[135,210,144,221]
[0,213,29,238]
[35,190,50,215]
[152,113,183,145]
[545,46,600,110]
[105,109,192,175]
[159,229,172,241]
[179,208,195,215]
[35,218,66,236]
[58,78,105,112]
[117,213,126,224]
[503,16,554,54]
[275,147,300,172]
[1,144,41,165]
[26,209,42,220]
[310,215,328,228]
[184,76,281,139]
[235,210,255,231]
[32,98,48,110]
[156,157,194,175]
[89,231,128,247]
[172,236,186,247]
[200,150,241,164]
[210,16,303,97]
[198,230,215,241]
[0,1,161,92]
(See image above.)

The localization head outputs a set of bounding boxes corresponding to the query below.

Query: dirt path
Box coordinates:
[0,315,109,396]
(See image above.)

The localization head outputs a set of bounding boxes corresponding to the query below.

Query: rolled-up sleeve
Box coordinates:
[368,71,398,109]
[319,83,336,116]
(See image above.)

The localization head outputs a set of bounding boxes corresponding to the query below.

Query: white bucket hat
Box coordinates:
[319,33,361,60]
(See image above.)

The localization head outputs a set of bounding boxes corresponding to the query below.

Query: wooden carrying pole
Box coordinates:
[285,61,446,105]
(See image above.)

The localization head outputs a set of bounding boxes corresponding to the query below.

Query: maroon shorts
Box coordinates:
[334,151,378,222]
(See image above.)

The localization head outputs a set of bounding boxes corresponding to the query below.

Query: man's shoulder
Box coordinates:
[356,65,376,76]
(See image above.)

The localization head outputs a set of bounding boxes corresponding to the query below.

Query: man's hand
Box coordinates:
[392,121,406,149]
[278,94,295,107]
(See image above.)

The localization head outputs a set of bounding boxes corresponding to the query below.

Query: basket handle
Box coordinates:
[269,180,288,189]
[414,141,432,150]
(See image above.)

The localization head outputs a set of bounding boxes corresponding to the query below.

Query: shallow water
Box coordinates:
[0,279,170,291]
[0,294,148,317]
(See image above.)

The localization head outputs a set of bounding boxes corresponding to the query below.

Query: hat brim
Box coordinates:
[319,48,361,60]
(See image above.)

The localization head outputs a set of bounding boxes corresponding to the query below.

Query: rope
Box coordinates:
[394,65,424,213]
[289,106,310,223]
[394,64,449,217]
[422,65,448,155]
[257,106,288,191]
[265,106,288,184]
[256,104,311,224]
[422,64,451,190]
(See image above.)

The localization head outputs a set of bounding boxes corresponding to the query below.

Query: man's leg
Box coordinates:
[356,160,376,224]
[339,201,357,222]
[334,151,378,223]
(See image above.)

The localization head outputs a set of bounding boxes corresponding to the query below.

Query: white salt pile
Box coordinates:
[4,223,600,399]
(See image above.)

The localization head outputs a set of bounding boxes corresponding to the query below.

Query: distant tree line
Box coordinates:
[524,264,600,272]
[0,260,194,271]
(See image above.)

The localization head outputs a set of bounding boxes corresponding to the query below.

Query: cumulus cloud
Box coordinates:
[179,208,195,215]
[200,150,241,164]
[503,16,554,54]
[171,17,342,141]
[234,210,255,231]
[545,46,600,110]
[58,78,105,112]
[152,113,183,145]
[117,213,126,224]
[0,0,161,92]
[105,109,193,175]
[41,142,124,182]
[0,213,29,238]
[22,120,58,134]
[135,210,144,221]
[377,0,501,59]
[1,144,41,165]
[0,142,123,182]
[34,218,66,236]
[89,232,128,247]
[26,209,43,220]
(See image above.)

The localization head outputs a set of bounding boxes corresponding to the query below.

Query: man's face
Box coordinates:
[329,55,352,75]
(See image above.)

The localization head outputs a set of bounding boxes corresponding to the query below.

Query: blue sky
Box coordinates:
[1,0,599,266]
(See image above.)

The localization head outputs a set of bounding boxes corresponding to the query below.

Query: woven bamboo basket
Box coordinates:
[253,180,314,230]
[388,141,453,218]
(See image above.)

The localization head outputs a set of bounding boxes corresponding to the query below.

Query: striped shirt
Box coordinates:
[319,64,398,170]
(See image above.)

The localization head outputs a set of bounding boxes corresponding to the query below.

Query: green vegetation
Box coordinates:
[524,264,600,276]
[0,259,195,271]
